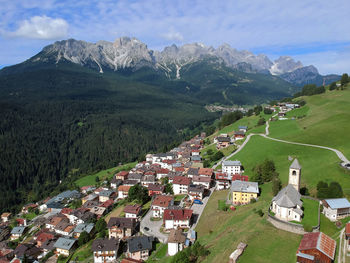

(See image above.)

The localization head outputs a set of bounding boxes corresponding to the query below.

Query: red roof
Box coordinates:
[148,184,165,192]
[123,204,142,215]
[16,218,26,225]
[298,232,336,260]
[193,175,211,183]
[162,160,176,164]
[198,168,213,176]
[116,171,129,178]
[157,168,170,175]
[152,195,174,208]
[215,172,229,180]
[232,174,249,182]
[61,208,73,215]
[81,185,93,191]
[173,176,191,186]
[346,223,350,236]
[36,232,55,243]
[174,167,185,172]
[100,199,114,208]
[145,171,156,176]
[163,209,193,221]
[118,185,131,192]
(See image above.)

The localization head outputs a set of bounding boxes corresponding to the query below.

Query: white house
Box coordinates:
[192,176,211,189]
[92,238,119,263]
[222,160,242,176]
[172,176,191,195]
[151,195,174,218]
[163,209,193,230]
[168,229,187,256]
[322,198,350,222]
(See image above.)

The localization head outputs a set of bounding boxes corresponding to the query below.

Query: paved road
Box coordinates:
[338,227,345,263]
[140,209,168,243]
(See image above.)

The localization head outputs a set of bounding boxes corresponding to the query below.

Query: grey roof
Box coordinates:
[188,184,205,193]
[55,190,81,201]
[127,173,142,180]
[217,137,231,142]
[128,236,153,253]
[290,158,301,169]
[91,238,119,252]
[187,168,199,176]
[74,223,94,234]
[191,156,202,161]
[293,208,303,215]
[107,217,137,229]
[324,198,350,209]
[297,252,314,260]
[11,226,26,235]
[223,160,241,167]
[272,184,303,208]
[99,190,114,197]
[238,126,248,129]
[230,180,259,194]
[53,237,76,250]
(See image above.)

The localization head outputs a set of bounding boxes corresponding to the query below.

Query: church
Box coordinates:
[270,158,304,222]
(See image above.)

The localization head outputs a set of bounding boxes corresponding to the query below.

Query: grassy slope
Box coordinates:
[195,184,301,263]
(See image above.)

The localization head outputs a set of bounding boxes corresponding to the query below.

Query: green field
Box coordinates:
[228,135,350,196]
[75,162,137,187]
[195,184,302,263]
[300,198,319,227]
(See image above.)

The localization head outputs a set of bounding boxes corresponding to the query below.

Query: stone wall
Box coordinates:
[267,214,306,235]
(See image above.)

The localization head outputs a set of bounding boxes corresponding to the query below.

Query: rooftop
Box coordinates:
[272,184,302,208]
[91,238,119,252]
[324,198,350,209]
[298,232,336,260]
[223,160,241,166]
[53,237,76,250]
[128,236,153,253]
[230,180,259,194]
[163,208,193,221]
[290,158,302,169]
[152,195,174,207]
[168,229,186,244]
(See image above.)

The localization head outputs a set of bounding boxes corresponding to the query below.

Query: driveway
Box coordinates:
[140,209,168,243]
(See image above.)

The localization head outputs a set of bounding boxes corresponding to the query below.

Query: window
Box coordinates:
[292,170,296,176]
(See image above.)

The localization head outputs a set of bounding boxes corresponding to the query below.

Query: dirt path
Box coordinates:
[104,205,124,222]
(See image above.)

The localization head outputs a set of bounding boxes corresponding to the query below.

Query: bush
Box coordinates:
[317,181,343,199]
[128,184,150,204]
[329,82,337,91]
[257,118,265,126]
[272,177,282,196]
[255,209,264,217]
[263,108,273,114]
[218,200,228,211]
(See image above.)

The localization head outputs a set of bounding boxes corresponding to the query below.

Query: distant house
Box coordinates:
[231,180,259,205]
[89,206,107,218]
[80,186,96,194]
[141,175,156,187]
[215,172,231,190]
[92,238,119,263]
[190,155,202,163]
[188,185,205,200]
[123,204,142,219]
[147,184,165,196]
[54,221,75,237]
[127,173,143,183]
[98,190,115,203]
[68,208,96,225]
[223,160,242,176]
[82,193,98,205]
[115,171,129,181]
[296,232,336,263]
[10,227,26,240]
[234,131,245,140]
[126,236,153,261]
[216,136,231,148]
[110,178,122,189]
[173,176,192,195]
[53,237,76,257]
[21,203,38,214]
[1,213,11,223]
[163,208,193,230]
[107,217,137,239]
[238,126,248,133]
[118,185,131,199]
[322,198,350,222]
[151,195,174,218]
[231,174,249,182]
[73,223,95,239]
[35,232,55,247]
[156,169,170,180]
[198,168,213,178]
[187,167,199,178]
[192,176,211,189]
[168,229,187,256]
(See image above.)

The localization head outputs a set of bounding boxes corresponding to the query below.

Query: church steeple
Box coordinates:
[289,158,301,192]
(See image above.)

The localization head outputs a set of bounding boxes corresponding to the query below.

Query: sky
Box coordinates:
[1,0,350,75]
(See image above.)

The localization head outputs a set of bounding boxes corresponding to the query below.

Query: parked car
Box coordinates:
[193,199,203,205]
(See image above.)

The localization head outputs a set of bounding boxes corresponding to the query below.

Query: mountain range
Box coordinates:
[13,37,338,87]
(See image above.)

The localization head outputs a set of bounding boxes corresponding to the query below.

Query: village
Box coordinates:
[0,102,350,263]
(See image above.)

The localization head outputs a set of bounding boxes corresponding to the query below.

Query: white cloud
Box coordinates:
[9,15,68,39]
[162,31,184,42]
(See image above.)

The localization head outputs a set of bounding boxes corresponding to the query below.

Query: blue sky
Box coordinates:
[1,0,350,75]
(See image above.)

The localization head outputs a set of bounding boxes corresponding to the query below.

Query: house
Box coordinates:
[346,223,350,252]
[141,175,155,187]
[35,232,55,247]
[123,180,139,187]
[270,185,303,222]
[124,205,142,219]
[192,176,211,189]
[215,172,231,190]
[91,238,119,263]
[238,126,248,133]
[223,161,242,176]
[190,155,202,163]
[10,227,26,240]
[127,173,143,183]
[187,168,199,178]
[322,198,350,222]
[156,169,170,180]
[110,178,122,189]
[89,206,107,218]
[296,232,336,263]
[68,208,96,225]
[151,195,174,218]
[216,136,232,148]
[231,174,249,182]
[21,203,38,214]
[107,217,137,239]
[80,186,96,194]
[126,236,153,261]
[168,229,187,256]
[234,131,245,140]
[172,176,191,195]
[115,171,129,181]
[46,216,68,231]
[53,237,76,257]
[163,208,193,230]
[13,243,42,261]
[148,184,165,196]
[231,181,259,205]
[118,185,131,199]
[72,223,94,239]
[54,221,75,237]
[82,193,98,205]
[98,190,115,203]
[198,168,213,178]
[188,185,205,200]
[99,199,114,213]
[15,218,27,227]
[1,213,11,223]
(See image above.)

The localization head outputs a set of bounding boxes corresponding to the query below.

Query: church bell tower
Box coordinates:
[289,158,301,192]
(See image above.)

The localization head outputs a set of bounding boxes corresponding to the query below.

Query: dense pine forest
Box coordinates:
[0,64,218,212]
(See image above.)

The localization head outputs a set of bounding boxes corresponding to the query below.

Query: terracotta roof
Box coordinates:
[148,184,165,192]
[152,195,174,208]
[118,185,131,192]
[36,232,55,243]
[193,176,211,183]
[60,208,73,215]
[173,176,191,185]
[232,174,249,182]
[1,213,11,218]
[168,229,186,243]
[163,208,193,221]
[156,168,170,175]
[198,168,213,176]
[346,223,350,236]
[123,204,142,215]
[100,199,114,208]
[116,171,129,177]
[298,232,336,260]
